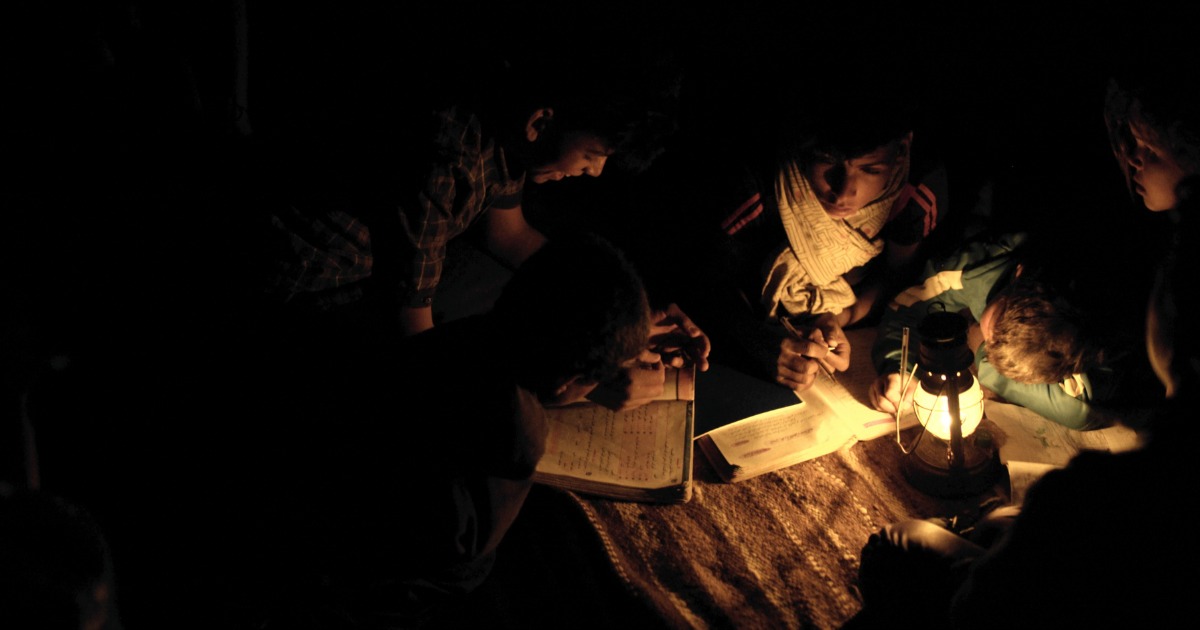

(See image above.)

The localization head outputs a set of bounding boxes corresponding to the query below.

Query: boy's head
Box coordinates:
[499,31,680,182]
[798,131,912,221]
[978,277,1100,385]
[491,232,651,405]
[777,64,919,220]
[1105,68,1200,212]
[522,114,619,184]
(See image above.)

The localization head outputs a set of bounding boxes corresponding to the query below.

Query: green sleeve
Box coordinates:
[873,233,1027,377]
[975,346,1103,431]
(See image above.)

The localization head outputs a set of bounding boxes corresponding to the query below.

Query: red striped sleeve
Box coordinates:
[721,193,764,235]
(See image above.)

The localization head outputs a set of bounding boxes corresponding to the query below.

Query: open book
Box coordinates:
[695,360,916,483]
[532,366,696,503]
[985,401,1142,504]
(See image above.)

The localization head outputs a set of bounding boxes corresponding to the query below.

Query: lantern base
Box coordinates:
[903,429,1000,498]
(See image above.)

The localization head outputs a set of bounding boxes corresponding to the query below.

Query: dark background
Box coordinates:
[4,3,1177,373]
[2,2,1189,627]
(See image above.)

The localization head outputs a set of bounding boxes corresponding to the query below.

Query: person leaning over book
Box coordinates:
[237,233,694,626]
[846,57,1200,628]
[658,61,948,394]
[847,183,1200,630]
[257,27,704,413]
[867,231,1134,431]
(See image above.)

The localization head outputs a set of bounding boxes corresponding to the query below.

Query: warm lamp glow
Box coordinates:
[900,309,999,498]
[912,373,984,440]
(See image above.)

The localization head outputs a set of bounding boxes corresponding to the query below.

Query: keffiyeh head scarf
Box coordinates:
[761,149,910,319]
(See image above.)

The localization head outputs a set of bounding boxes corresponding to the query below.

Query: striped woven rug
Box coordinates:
[568,432,993,630]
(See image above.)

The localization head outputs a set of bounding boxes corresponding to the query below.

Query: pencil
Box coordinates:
[779,317,839,383]
[895,326,912,429]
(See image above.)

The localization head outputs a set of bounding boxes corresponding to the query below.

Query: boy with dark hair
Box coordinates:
[656,56,948,393]
[486,231,654,402]
[869,232,1119,431]
[255,21,701,414]
[849,186,1200,630]
[238,232,657,627]
[983,280,1098,385]
[260,27,679,340]
[849,43,1200,630]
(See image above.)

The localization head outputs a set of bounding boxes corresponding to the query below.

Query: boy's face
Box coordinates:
[978,298,1002,346]
[806,135,909,220]
[528,131,615,184]
[1127,122,1189,211]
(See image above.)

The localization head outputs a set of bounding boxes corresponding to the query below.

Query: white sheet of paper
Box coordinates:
[986,401,1142,467]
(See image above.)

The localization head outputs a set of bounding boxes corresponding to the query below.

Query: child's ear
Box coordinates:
[897,131,914,156]
[525,108,555,142]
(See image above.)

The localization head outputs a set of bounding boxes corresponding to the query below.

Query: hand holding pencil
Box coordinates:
[869,371,918,415]
[587,303,710,411]
[648,303,711,373]
[776,313,851,391]
[869,326,919,416]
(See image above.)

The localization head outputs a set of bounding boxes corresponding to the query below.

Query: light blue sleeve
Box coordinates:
[872,253,991,376]
[873,233,1027,377]
[974,346,1103,431]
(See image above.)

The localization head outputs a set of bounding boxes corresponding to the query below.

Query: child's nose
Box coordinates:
[1126,146,1145,169]
[587,156,607,178]
[825,165,855,198]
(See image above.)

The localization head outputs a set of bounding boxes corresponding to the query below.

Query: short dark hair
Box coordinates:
[782,100,916,169]
[492,233,650,397]
[772,47,922,169]
[986,278,1101,384]
[499,38,681,175]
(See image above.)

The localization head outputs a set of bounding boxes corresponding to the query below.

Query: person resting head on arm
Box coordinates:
[869,233,1120,431]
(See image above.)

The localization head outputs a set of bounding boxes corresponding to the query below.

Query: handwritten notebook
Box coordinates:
[533,367,695,503]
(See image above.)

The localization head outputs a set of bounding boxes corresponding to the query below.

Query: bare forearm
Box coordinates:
[487,225,547,269]
[399,305,435,336]
[485,205,547,269]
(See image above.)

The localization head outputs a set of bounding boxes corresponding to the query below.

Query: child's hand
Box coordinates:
[812,312,851,373]
[777,335,830,391]
[649,303,711,372]
[587,349,666,411]
[776,314,848,390]
[869,372,915,414]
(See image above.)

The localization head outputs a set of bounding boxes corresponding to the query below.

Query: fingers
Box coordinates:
[619,361,666,410]
[778,356,820,390]
[649,303,712,372]
[781,335,832,361]
[822,334,851,372]
[780,318,851,372]
[869,374,900,414]
[777,341,821,390]
[824,347,851,372]
[636,348,663,367]
[588,359,666,411]
[814,314,851,372]
[868,373,918,415]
